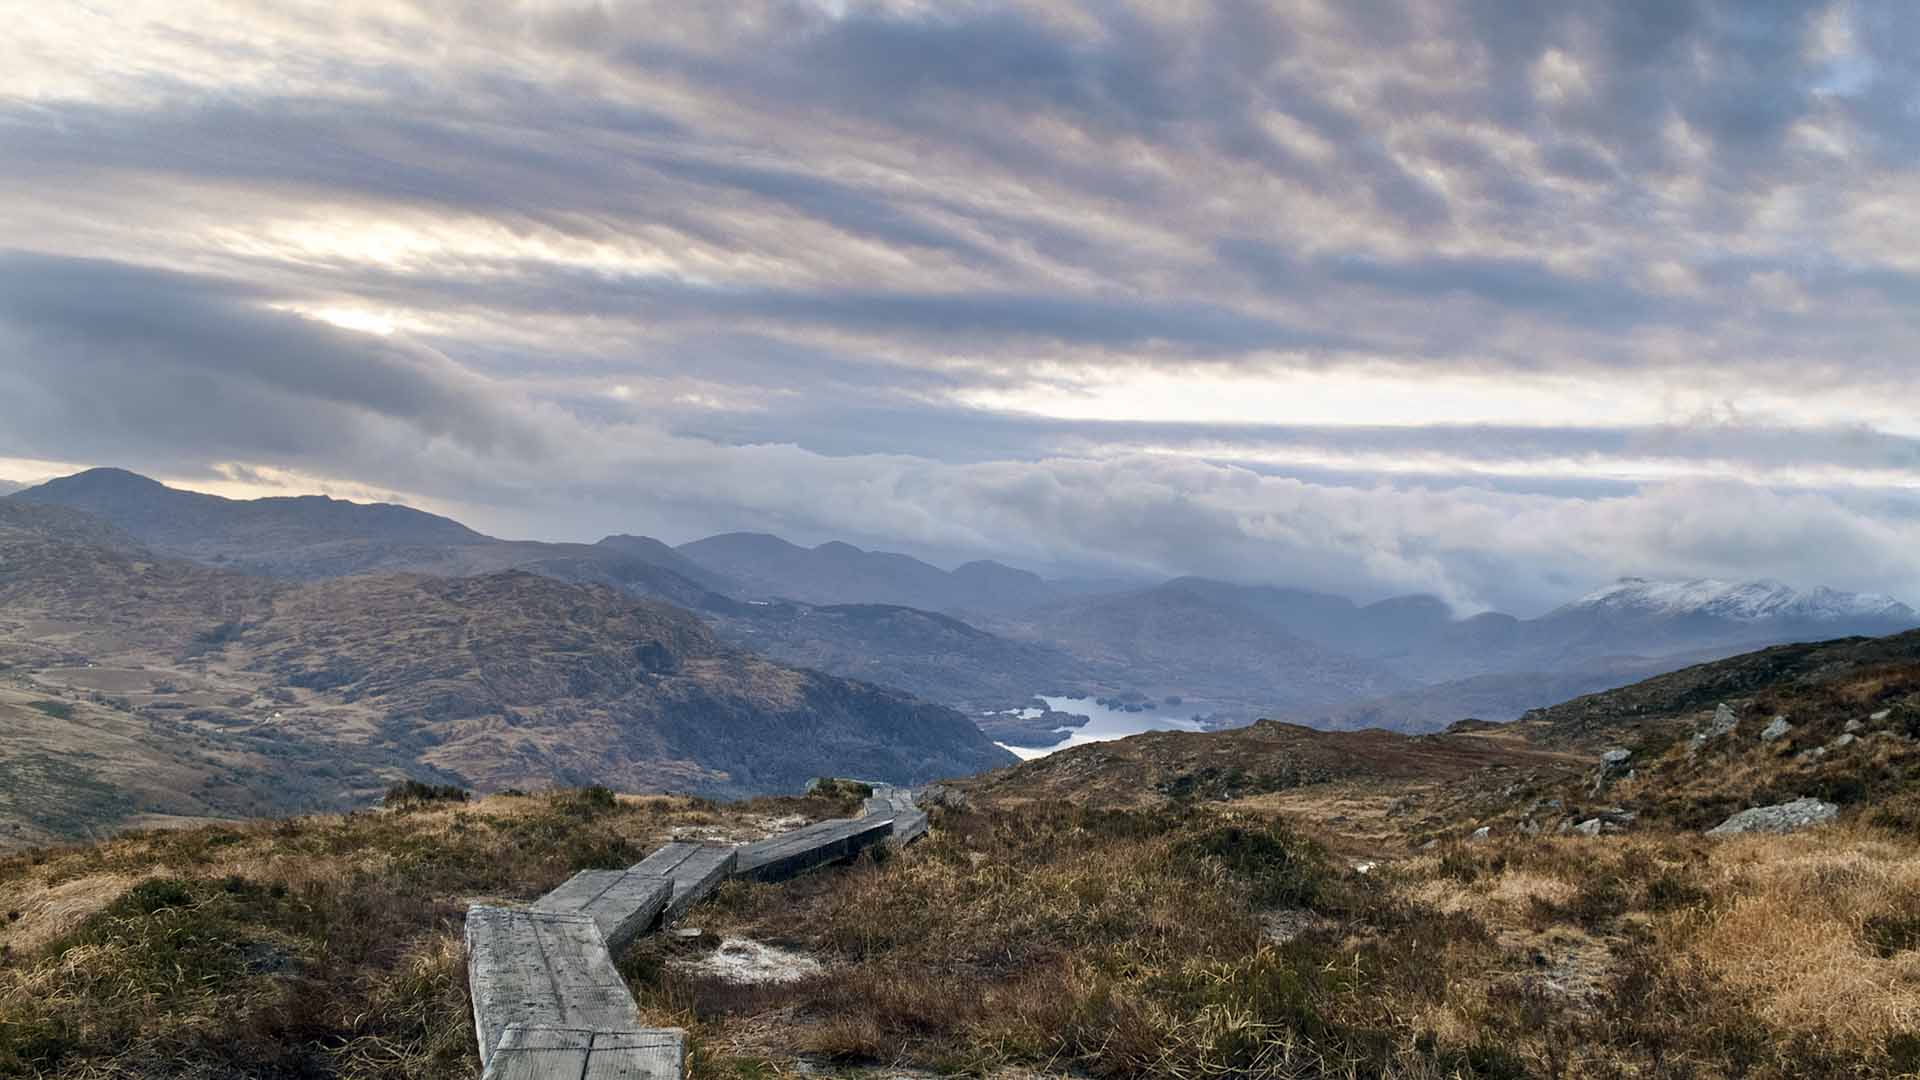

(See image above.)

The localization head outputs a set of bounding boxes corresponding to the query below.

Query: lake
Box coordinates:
[997,695,1207,760]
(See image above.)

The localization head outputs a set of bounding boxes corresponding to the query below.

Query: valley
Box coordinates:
[0,499,1012,843]
[5,468,1917,846]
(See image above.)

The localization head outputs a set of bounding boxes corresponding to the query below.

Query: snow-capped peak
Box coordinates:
[1563,577,1915,622]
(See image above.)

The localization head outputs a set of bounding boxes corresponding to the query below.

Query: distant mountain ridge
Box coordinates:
[14,467,482,552]
[1557,577,1915,622]
[676,532,1056,615]
[1005,571,1917,732]
[10,468,1916,738]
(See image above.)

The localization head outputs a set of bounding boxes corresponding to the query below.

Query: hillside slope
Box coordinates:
[707,600,1100,711]
[1006,577,1420,714]
[234,571,1014,796]
[0,510,1012,841]
[5,629,1916,1079]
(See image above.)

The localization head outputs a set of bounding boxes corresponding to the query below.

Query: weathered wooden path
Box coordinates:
[466,783,923,1079]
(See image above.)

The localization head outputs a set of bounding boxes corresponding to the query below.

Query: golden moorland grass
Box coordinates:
[1,787,1916,1079]
[0,787,863,1078]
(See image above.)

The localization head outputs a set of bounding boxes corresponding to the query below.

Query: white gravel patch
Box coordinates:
[673,937,823,984]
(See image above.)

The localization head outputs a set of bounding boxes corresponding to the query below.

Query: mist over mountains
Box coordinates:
[11,469,1915,739]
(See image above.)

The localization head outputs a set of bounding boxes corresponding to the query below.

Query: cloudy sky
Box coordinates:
[4,0,1919,613]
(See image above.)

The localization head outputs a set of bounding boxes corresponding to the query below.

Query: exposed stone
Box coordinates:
[1760,716,1793,742]
[918,784,972,812]
[1261,909,1328,944]
[1573,818,1604,837]
[1831,733,1857,749]
[1385,794,1422,818]
[1469,826,1491,842]
[1705,797,1839,836]
[1691,704,1740,754]
[1589,746,1635,795]
[1870,709,1893,722]
[1845,718,1865,734]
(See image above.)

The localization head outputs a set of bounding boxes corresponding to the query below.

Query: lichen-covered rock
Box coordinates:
[1573,818,1604,837]
[1705,797,1838,836]
[1760,715,1793,742]
[1690,704,1740,754]
[1589,746,1635,794]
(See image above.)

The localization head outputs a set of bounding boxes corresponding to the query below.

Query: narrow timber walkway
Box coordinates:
[466,783,924,1078]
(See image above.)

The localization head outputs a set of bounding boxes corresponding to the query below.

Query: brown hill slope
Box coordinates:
[232,571,1014,796]
[0,514,1012,843]
[971,627,1920,849]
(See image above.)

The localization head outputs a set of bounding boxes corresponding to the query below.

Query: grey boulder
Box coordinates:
[1705,798,1838,836]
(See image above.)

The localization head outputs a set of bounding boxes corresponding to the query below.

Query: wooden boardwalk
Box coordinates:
[733,814,896,883]
[631,842,737,921]
[465,784,924,1078]
[864,783,929,844]
[532,872,671,955]
[465,907,651,1073]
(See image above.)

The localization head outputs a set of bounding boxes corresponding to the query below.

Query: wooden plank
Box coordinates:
[861,783,915,818]
[583,1028,686,1080]
[466,906,640,1069]
[860,786,926,844]
[481,1025,685,1080]
[891,809,929,845]
[632,842,738,921]
[481,1025,587,1080]
[733,815,895,883]
[533,871,672,954]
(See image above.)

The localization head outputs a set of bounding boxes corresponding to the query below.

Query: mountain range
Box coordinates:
[9,468,1916,743]
[0,497,1012,843]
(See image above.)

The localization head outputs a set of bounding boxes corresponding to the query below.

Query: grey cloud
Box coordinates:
[1217,241,1688,335]
[269,258,1371,357]
[0,252,544,466]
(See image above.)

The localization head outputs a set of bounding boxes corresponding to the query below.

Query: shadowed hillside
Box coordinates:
[0,508,1012,843]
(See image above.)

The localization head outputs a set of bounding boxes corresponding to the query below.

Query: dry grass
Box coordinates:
[4,775,1917,1079]
[619,800,1920,1080]
[0,787,856,1078]
[1688,833,1920,1052]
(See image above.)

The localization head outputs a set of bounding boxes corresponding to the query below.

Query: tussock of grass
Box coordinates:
[625,802,1920,1079]
[0,788,843,1078]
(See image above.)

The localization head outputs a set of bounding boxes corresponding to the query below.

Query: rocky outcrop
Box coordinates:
[1588,746,1633,795]
[1691,703,1739,751]
[1705,797,1838,836]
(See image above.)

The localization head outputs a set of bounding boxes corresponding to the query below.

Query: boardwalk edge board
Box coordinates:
[480,1024,686,1080]
[733,814,898,883]
[465,783,922,1077]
